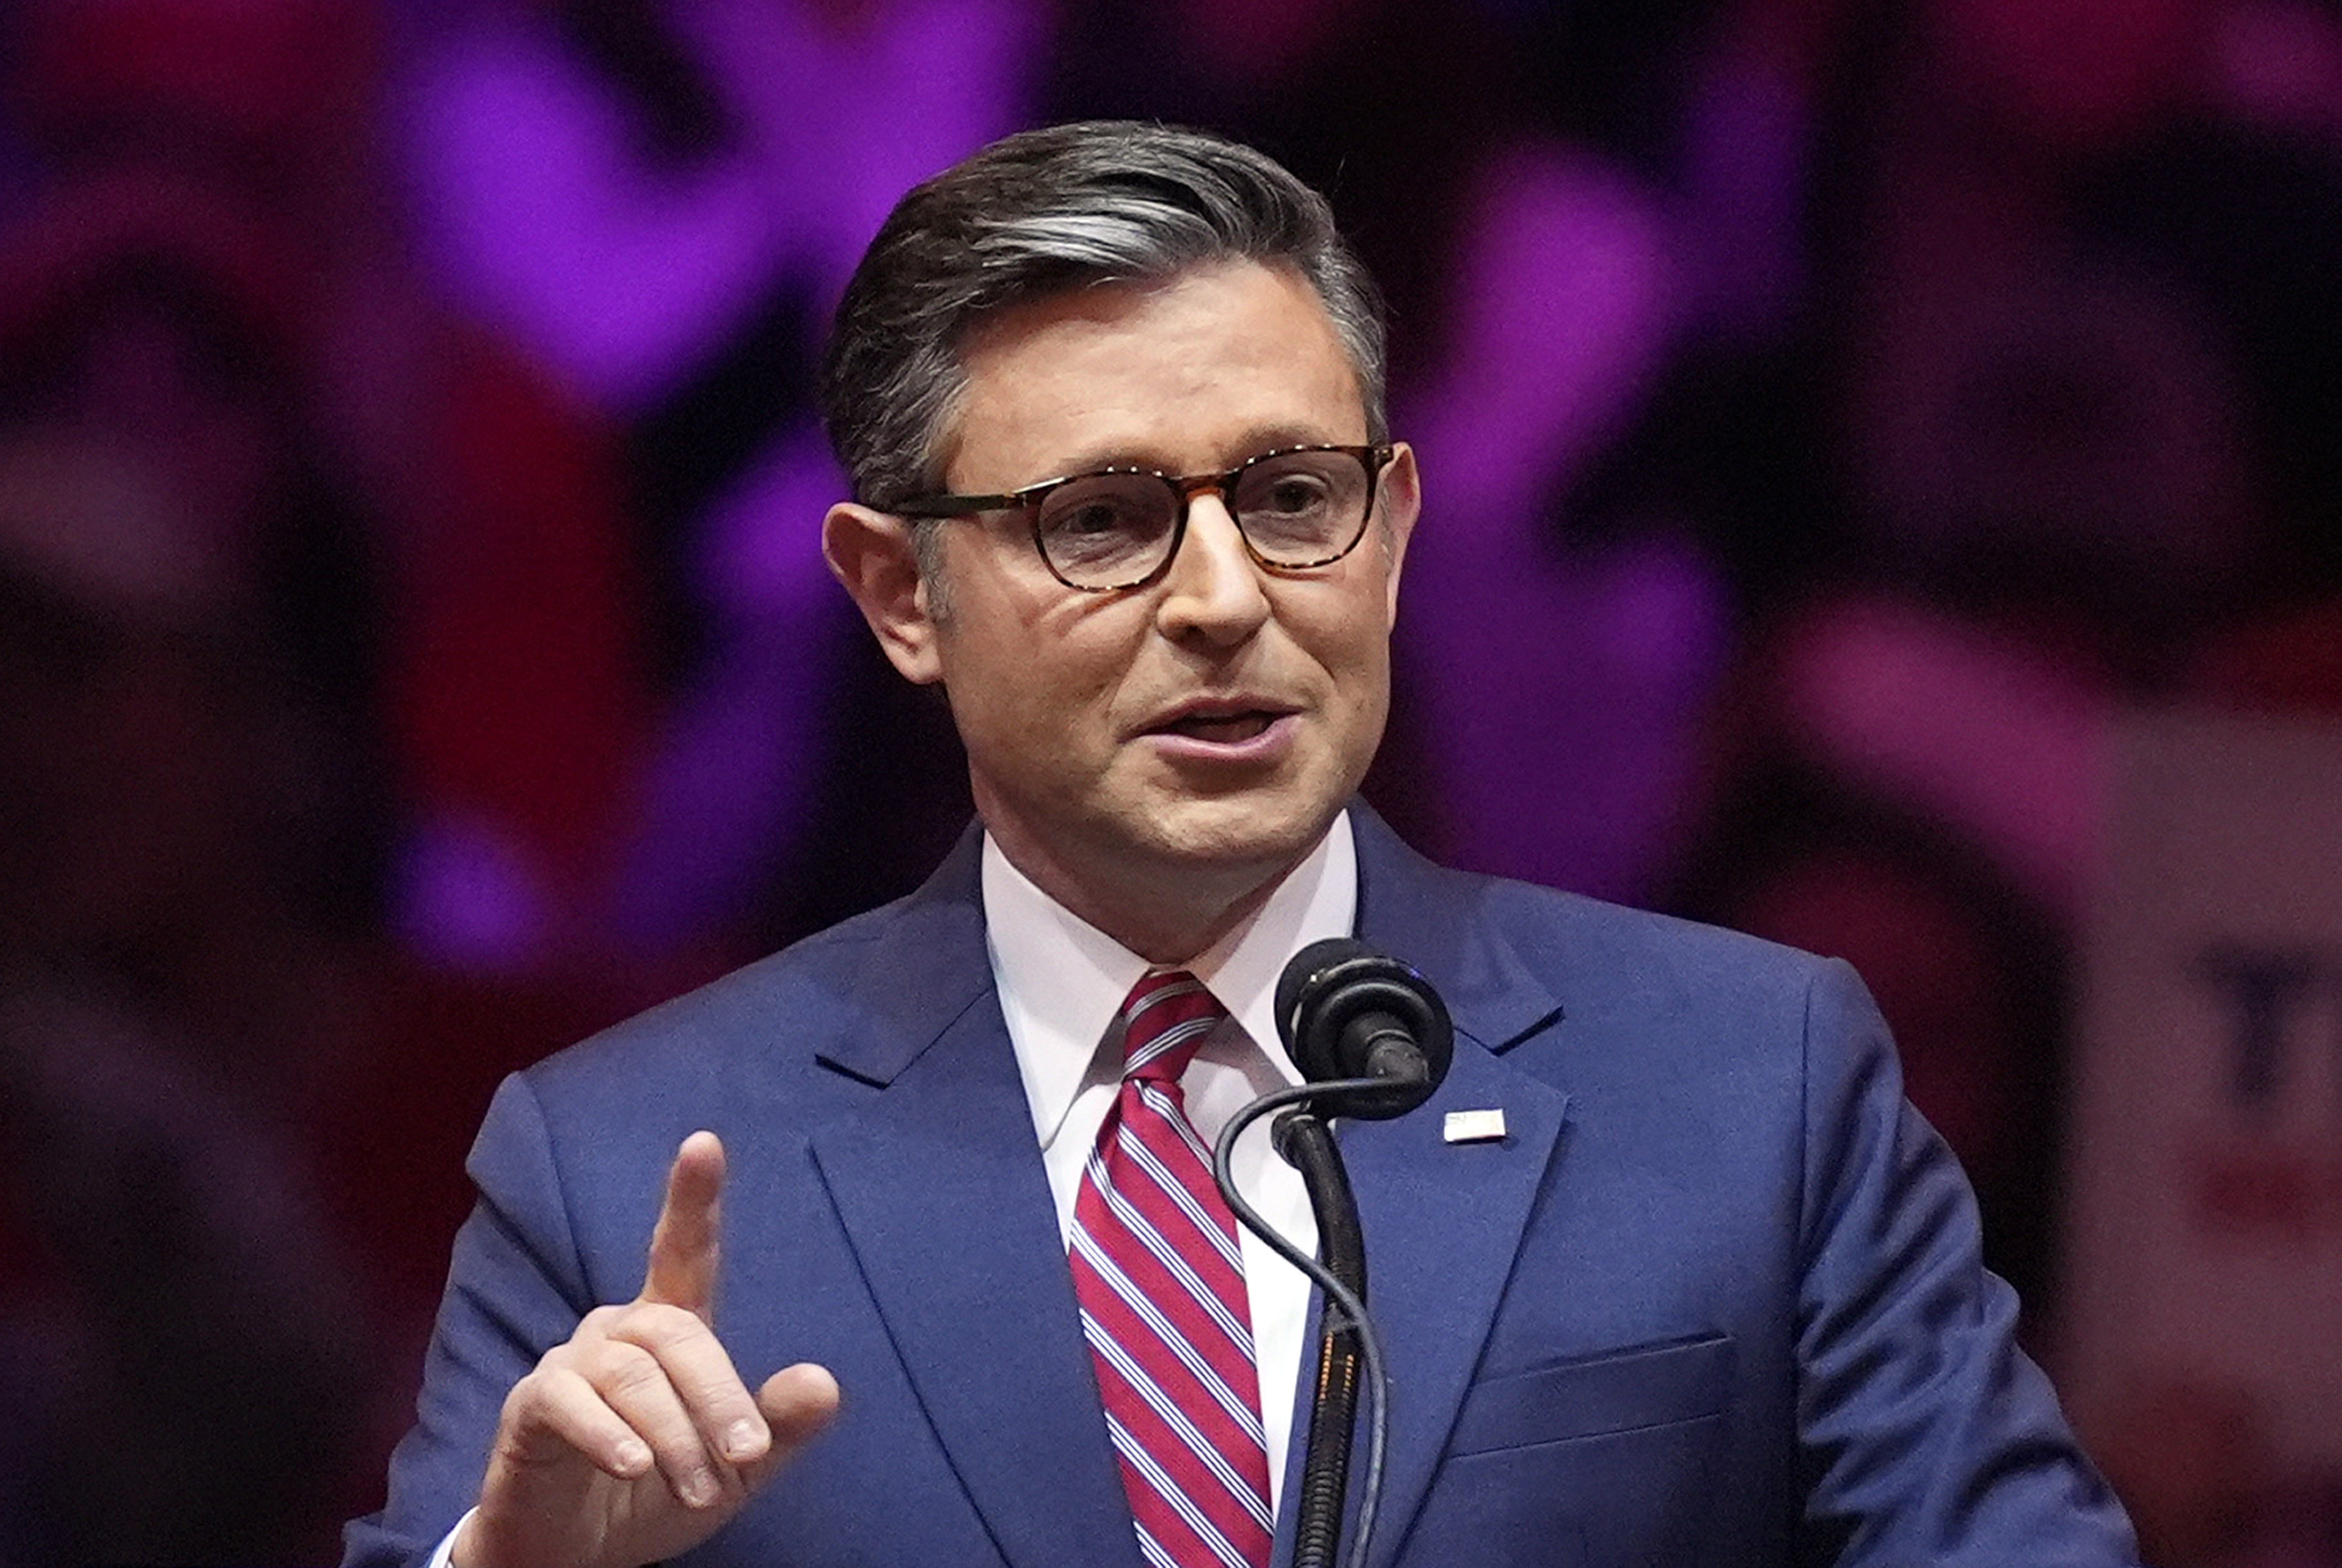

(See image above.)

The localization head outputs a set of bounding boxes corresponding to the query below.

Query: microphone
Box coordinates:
[1274,938,1455,1120]
[1246,938,1453,1568]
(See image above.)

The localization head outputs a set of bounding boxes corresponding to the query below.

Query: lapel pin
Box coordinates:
[1442,1108,1507,1145]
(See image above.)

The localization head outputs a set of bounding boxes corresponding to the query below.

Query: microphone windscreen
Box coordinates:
[1275,938,1454,1120]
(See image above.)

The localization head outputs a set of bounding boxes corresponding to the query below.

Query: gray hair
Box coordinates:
[821,120,1389,517]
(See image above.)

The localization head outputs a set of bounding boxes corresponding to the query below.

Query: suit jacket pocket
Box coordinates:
[1445,1331,1735,1457]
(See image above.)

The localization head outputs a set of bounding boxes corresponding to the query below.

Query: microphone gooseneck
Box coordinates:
[1273,1110,1367,1568]
[1214,1085,1387,1568]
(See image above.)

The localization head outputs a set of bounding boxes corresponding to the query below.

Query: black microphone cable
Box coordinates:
[1212,1079,1392,1568]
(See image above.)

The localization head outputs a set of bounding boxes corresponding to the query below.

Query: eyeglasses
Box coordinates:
[894,443,1396,592]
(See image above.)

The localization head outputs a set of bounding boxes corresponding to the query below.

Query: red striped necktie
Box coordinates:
[1070,970,1275,1568]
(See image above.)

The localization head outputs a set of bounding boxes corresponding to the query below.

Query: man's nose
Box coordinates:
[1156,488,1271,644]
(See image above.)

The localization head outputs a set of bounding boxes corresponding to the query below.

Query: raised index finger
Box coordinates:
[641,1130,725,1321]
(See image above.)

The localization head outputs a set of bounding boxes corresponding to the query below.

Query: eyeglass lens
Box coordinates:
[1034,448,1373,586]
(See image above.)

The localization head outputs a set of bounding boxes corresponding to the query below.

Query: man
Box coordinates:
[346,121,2141,1568]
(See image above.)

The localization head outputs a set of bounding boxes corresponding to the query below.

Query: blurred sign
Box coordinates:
[2059,711,2342,1466]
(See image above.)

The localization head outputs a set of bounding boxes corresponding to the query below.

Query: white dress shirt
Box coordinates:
[984,813,1350,1512]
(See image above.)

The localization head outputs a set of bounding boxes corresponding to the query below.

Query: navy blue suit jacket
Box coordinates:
[346,811,2139,1567]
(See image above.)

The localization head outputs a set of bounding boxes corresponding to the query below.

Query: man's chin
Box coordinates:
[1122,794,1338,883]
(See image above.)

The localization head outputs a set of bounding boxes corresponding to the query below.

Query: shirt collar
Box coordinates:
[982,813,1359,1149]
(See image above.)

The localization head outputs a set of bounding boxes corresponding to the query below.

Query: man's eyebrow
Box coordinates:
[1230,424,1353,459]
[1038,426,1357,480]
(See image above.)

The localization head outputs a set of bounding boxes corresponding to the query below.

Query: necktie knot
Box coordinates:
[1118,970,1223,1087]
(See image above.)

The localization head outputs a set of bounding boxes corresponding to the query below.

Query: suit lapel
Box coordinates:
[1309,809,1576,1567]
[1329,1043,1568,1567]
[808,834,1142,1568]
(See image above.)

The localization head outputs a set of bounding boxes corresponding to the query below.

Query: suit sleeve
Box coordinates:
[341,1073,596,1568]
[1791,958,2140,1567]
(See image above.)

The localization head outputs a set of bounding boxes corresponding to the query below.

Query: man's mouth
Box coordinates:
[1160,710,1278,744]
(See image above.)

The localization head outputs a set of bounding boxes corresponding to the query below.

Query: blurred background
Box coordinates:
[1,0,2338,1563]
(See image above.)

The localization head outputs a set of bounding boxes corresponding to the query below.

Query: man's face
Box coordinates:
[846,260,1417,952]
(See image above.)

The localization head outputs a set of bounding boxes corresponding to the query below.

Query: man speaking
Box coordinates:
[346,121,2141,1568]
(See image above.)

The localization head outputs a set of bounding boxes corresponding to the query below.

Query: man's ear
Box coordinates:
[1378,443,1421,628]
[822,502,945,685]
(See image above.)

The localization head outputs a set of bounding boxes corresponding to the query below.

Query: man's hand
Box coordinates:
[452,1132,840,1568]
